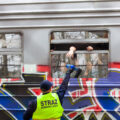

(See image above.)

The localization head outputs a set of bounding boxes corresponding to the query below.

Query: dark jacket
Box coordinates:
[23,72,70,120]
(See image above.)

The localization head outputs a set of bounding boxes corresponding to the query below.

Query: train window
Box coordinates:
[0,33,22,78]
[50,30,109,78]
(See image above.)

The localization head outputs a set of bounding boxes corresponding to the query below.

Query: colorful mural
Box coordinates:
[0,63,120,120]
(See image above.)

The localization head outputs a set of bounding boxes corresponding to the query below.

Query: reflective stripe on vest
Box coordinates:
[33,119,60,120]
[32,92,64,120]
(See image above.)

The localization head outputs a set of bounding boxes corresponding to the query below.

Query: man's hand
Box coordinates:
[66,50,75,58]
[86,46,93,51]
[66,46,76,58]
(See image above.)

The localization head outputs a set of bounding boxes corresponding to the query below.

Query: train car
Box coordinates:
[0,0,120,120]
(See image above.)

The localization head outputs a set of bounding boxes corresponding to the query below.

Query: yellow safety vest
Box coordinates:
[32,92,64,120]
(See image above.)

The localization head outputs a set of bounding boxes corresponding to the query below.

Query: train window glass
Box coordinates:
[50,30,109,78]
[0,33,22,78]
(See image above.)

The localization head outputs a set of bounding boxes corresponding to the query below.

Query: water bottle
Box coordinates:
[66,64,75,69]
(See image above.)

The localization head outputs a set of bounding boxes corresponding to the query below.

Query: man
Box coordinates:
[67,46,91,77]
[23,67,74,120]
[51,46,81,79]
[66,46,82,78]
[84,46,103,77]
[67,46,103,77]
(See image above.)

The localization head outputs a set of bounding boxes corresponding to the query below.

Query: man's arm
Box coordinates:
[23,99,37,120]
[57,70,72,104]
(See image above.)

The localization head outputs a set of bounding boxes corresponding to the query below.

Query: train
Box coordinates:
[0,0,120,120]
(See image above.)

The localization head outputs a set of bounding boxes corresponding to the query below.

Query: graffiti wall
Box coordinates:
[0,63,120,120]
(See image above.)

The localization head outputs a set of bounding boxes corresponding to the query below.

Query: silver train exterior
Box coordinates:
[0,0,120,120]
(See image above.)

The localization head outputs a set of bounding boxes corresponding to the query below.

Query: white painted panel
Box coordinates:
[0,1,119,64]
[0,26,119,64]
[0,0,117,4]
[0,17,120,27]
[0,29,51,65]
[0,1,120,12]
[109,27,120,62]
[23,29,50,64]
